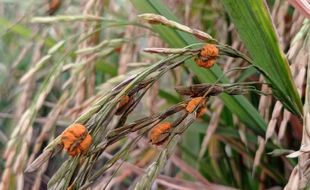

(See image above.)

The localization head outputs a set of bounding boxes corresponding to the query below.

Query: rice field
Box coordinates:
[0,0,309,189]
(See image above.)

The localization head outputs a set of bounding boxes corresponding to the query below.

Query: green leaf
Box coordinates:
[221,0,303,117]
[158,89,180,104]
[95,60,118,76]
[130,0,267,134]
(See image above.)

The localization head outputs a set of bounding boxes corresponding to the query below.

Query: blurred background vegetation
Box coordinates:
[0,0,309,189]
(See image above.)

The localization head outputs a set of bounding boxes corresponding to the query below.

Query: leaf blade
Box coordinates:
[221,0,303,117]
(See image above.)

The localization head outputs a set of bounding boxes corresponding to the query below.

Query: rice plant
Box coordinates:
[0,0,309,190]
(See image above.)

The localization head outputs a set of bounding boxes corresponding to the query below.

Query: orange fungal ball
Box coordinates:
[195,59,216,69]
[61,123,92,156]
[186,97,207,118]
[200,44,219,58]
[149,122,172,145]
[186,97,205,113]
[196,44,219,69]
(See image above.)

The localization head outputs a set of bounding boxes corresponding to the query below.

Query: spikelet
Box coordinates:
[115,95,132,115]
[47,0,61,15]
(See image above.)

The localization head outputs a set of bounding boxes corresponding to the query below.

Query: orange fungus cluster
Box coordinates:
[149,122,172,145]
[186,97,207,118]
[195,44,219,69]
[61,123,92,156]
